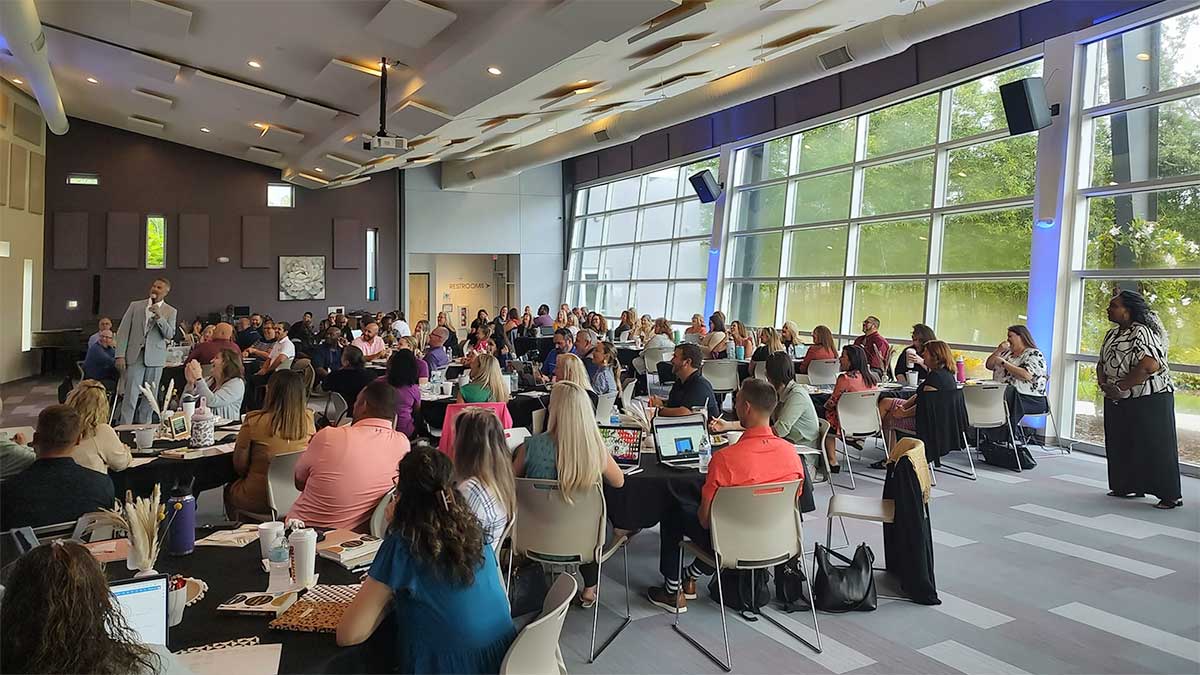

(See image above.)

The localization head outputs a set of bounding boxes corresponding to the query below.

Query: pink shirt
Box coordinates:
[351,335,387,359]
[288,418,409,531]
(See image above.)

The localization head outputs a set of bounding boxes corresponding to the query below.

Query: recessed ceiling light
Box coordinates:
[247,60,262,68]
[343,134,356,143]
[727,65,737,69]
[200,127,211,133]
[253,122,267,129]
[548,128,555,133]
[1135,52,1151,61]
[86,77,99,84]
[12,78,23,85]
[711,42,721,47]
[487,66,502,76]
[314,167,324,173]
[574,87,594,94]
[576,79,589,84]
[587,98,598,103]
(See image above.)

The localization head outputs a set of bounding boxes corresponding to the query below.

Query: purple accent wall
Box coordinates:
[43,118,399,329]
[566,0,1161,186]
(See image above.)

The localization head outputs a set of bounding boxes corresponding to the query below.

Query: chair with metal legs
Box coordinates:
[962,383,1023,473]
[508,479,631,663]
[833,390,885,490]
[673,480,821,672]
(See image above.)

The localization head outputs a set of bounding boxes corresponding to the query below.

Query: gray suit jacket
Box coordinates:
[114,299,178,367]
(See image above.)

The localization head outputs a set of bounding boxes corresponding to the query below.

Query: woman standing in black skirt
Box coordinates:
[1098,290,1182,509]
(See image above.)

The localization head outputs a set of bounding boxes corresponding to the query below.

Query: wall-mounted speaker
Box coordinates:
[1000,77,1052,135]
[688,169,723,204]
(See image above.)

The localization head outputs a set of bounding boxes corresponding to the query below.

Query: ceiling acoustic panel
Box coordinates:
[106,212,139,269]
[53,212,89,270]
[546,0,680,43]
[629,39,707,71]
[130,0,193,39]
[178,214,209,268]
[241,216,270,268]
[131,88,175,113]
[128,115,166,133]
[280,99,340,128]
[313,59,382,109]
[388,100,453,136]
[333,218,363,269]
[366,0,457,49]
[129,51,181,83]
[246,146,283,164]
[193,71,286,109]
[262,125,305,146]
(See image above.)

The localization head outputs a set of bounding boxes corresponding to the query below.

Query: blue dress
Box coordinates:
[368,533,516,673]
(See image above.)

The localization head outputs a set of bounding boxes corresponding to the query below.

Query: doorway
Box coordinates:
[408,273,430,325]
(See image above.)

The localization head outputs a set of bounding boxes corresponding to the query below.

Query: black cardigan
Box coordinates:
[915,369,968,465]
[882,455,941,605]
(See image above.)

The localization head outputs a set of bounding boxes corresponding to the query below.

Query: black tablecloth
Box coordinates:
[107,528,359,673]
[113,430,239,498]
[420,392,550,433]
[513,337,553,359]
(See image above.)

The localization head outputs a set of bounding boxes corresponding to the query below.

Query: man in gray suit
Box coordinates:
[114,278,178,425]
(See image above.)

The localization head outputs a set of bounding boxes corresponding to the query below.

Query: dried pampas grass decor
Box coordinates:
[94,484,167,574]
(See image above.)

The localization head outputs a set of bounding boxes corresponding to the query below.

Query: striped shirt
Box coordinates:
[458,477,508,555]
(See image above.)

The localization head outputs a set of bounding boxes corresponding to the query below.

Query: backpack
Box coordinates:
[774,554,811,612]
[708,568,771,620]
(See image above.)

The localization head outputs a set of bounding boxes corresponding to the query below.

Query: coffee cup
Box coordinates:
[134,427,156,450]
[906,371,919,387]
[182,400,196,418]
[167,585,187,627]
[257,521,285,559]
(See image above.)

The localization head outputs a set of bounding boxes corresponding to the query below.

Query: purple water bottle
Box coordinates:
[166,483,196,556]
[955,355,966,383]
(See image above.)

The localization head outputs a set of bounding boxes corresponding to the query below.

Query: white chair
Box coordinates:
[962,383,1022,472]
[617,330,632,342]
[643,347,673,368]
[595,392,618,423]
[673,480,821,671]
[702,360,740,397]
[807,359,840,386]
[239,450,306,523]
[825,494,895,548]
[324,392,349,427]
[531,408,547,434]
[797,419,834,492]
[501,573,577,675]
[834,390,883,490]
[369,487,395,538]
[505,427,532,451]
[509,479,631,663]
[1019,408,1069,455]
[32,520,79,540]
[619,380,636,414]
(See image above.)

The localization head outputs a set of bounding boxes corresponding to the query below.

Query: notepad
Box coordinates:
[176,644,281,675]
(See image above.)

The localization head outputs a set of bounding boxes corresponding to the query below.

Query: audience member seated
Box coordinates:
[395,336,429,383]
[225,371,315,519]
[797,324,839,374]
[458,353,510,404]
[184,321,240,366]
[289,381,409,531]
[235,315,262,351]
[574,329,600,379]
[894,323,936,383]
[380,349,422,438]
[466,323,493,356]
[712,352,820,448]
[781,321,800,352]
[853,315,890,375]
[412,320,430,353]
[336,447,516,673]
[651,343,720,419]
[435,313,462,356]
[727,320,755,356]
[83,329,118,387]
[181,318,205,347]
[323,346,375,412]
[514,381,625,606]
[425,327,452,372]
[0,541,190,675]
[532,303,555,328]
[453,407,517,554]
[0,430,35,479]
[553,308,570,331]
[553,353,600,407]
[631,314,654,344]
[536,328,575,382]
[352,321,389,362]
[632,318,674,375]
[184,348,246,421]
[311,327,346,382]
[750,326,785,377]
[984,324,1049,447]
[64,380,132,474]
[699,311,728,359]
[590,341,619,396]
[647,379,804,612]
[684,313,707,338]
[244,321,294,409]
[823,345,879,473]
[587,312,612,341]
[87,316,113,348]
[614,310,634,340]
[392,311,412,338]
[879,340,957,462]
[0,406,115,530]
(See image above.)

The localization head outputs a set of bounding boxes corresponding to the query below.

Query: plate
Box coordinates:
[710,434,728,446]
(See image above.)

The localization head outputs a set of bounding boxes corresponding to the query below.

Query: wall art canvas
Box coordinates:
[279,256,326,301]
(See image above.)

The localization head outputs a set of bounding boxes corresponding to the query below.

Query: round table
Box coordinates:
[107,528,359,673]
[420,391,550,433]
[112,430,239,498]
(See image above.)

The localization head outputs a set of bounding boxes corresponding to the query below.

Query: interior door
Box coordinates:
[408,273,430,325]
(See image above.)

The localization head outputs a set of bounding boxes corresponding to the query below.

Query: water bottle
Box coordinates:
[735,344,745,360]
[955,355,967,383]
[698,438,711,474]
[266,544,292,593]
[610,411,620,427]
[166,484,196,556]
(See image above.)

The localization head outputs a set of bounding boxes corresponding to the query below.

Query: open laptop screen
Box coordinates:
[110,574,169,646]
[599,426,643,467]
[654,423,706,459]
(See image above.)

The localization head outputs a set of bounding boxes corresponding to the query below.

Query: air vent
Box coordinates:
[594,129,611,142]
[818,45,853,70]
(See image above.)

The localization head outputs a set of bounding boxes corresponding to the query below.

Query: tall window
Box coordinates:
[267,183,294,208]
[145,214,165,269]
[567,156,719,323]
[1067,8,1200,462]
[724,60,1042,377]
[366,227,379,302]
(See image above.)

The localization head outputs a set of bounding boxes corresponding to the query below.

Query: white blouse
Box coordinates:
[1099,323,1173,397]
[992,348,1048,397]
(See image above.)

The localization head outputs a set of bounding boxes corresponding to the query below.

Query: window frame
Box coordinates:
[144,213,166,270]
[267,182,294,208]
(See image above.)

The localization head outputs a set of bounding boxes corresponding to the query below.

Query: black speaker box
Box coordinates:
[1000,77,1052,135]
[688,169,723,204]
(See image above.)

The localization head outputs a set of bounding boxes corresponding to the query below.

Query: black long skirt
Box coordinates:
[1104,391,1181,501]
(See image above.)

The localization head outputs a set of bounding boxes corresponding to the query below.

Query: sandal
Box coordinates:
[1107,491,1144,498]
[1154,499,1183,510]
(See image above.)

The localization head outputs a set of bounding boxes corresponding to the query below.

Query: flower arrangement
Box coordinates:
[93,484,168,575]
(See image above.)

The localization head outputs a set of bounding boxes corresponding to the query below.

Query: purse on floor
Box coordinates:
[812,543,877,613]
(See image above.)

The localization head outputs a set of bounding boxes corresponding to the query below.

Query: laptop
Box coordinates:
[537,326,556,337]
[654,421,710,469]
[680,333,701,345]
[445,364,466,381]
[600,425,644,474]
[110,574,170,646]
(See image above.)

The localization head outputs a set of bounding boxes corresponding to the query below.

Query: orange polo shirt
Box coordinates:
[701,425,804,514]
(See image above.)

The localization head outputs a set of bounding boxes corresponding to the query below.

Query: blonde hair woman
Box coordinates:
[64,380,132,474]
[453,407,517,554]
[513,381,624,605]
[554,308,570,330]
[459,353,511,404]
[728,320,755,354]
[225,370,315,519]
[781,321,800,349]
[633,317,676,374]
[685,313,707,336]
[554,353,592,390]
[633,314,655,343]
[751,326,786,377]
[412,320,430,353]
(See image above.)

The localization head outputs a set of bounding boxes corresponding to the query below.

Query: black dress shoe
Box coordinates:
[829,465,841,474]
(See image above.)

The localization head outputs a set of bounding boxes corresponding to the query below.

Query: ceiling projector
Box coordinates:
[363,55,407,155]
[364,135,408,153]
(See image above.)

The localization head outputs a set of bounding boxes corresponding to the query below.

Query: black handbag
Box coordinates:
[708,568,771,620]
[812,543,877,613]
[980,441,1037,470]
[774,554,811,612]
